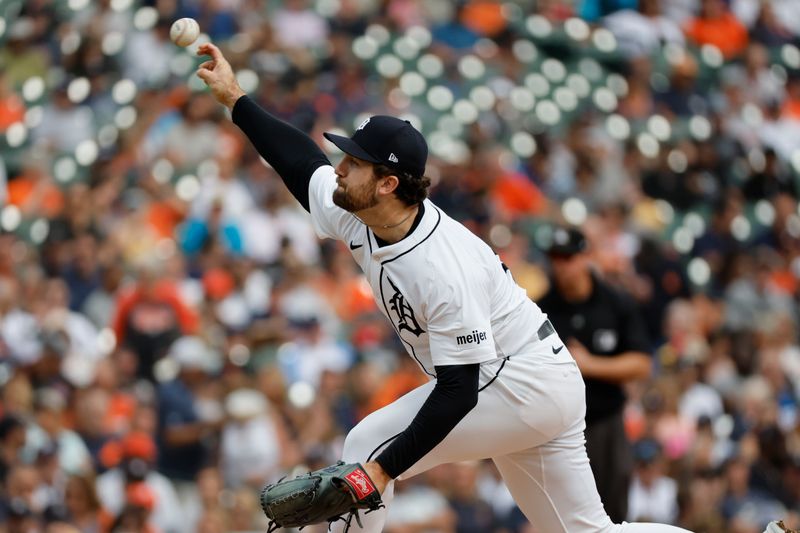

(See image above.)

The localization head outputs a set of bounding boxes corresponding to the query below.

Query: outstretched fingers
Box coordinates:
[197,42,223,61]
[193,41,244,108]
[196,45,220,83]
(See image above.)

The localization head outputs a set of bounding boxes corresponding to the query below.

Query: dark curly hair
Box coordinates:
[373,164,431,207]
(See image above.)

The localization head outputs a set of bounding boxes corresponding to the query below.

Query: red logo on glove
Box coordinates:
[345,468,376,499]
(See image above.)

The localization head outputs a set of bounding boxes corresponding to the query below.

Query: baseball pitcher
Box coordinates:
[195,41,703,533]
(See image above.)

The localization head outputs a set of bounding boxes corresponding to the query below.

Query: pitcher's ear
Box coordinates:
[377,175,399,195]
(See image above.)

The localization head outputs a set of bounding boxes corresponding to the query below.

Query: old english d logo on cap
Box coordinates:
[324,116,428,177]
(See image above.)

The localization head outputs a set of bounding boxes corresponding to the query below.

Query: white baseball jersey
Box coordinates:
[308,165,547,375]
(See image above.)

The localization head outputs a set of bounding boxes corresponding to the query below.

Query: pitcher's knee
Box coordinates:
[342,421,382,463]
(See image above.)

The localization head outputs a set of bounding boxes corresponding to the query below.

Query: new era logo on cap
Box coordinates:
[323,116,428,177]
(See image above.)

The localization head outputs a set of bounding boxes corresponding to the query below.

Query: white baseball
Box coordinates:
[170,18,200,47]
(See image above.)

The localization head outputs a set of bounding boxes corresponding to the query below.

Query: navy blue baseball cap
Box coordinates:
[633,438,662,464]
[546,226,587,256]
[324,116,428,178]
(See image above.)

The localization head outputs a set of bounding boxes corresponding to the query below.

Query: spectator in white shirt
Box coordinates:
[604,0,685,58]
[33,85,95,154]
[220,389,296,488]
[24,388,92,475]
[628,439,679,524]
[0,278,42,366]
[271,0,330,49]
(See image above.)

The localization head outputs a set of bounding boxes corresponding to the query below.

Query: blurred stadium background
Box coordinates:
[1,0,800,531]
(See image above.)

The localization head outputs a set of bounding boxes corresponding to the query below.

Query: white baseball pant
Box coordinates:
[332,332,693,533]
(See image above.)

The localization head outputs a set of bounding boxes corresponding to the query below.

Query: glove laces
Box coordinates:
[265,502,384,533]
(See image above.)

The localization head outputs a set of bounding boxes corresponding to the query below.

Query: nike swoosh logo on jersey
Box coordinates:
[349,241,363,250]
[552,345,564,354]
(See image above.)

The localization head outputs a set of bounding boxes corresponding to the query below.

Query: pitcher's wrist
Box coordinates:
[225,87,246,110]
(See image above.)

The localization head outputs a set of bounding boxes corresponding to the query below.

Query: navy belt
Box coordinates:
[537,319,555,341]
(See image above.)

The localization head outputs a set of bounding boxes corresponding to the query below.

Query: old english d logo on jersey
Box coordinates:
[309,173,548,373]
[387,277,424,337]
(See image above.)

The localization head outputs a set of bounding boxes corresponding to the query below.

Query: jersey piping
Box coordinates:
[478,358,507,392]
[367,432,403,462]
[380,207,442,265]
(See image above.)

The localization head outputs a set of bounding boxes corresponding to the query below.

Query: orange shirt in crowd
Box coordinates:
[105,392,138,435]
[315,263,378,322]
[684,12,748,59]
[111,280,199,343]
[366,369,427,416]
[331,277,376,322]
[0,93,24,131]
[7,174,65,218]
[99,431,157,469]
[461,0,507,37]
[146,202,184,240]
[769,269,797,295]
[491,172,546,219]
[782,98,800,122]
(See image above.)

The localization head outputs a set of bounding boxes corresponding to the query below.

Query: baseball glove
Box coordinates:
[260,461,384,532]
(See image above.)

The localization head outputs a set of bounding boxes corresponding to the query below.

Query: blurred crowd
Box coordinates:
[2,0,800,531]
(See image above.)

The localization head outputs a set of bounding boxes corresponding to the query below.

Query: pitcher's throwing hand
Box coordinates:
[196,43,244,110]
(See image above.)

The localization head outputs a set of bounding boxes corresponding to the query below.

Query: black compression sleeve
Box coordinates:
[375,363,479,479]
[231,95,330,212]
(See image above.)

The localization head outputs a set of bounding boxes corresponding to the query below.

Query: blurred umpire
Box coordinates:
[538,226,653,523]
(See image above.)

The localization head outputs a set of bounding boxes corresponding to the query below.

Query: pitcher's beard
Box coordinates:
[332,185,379,213]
